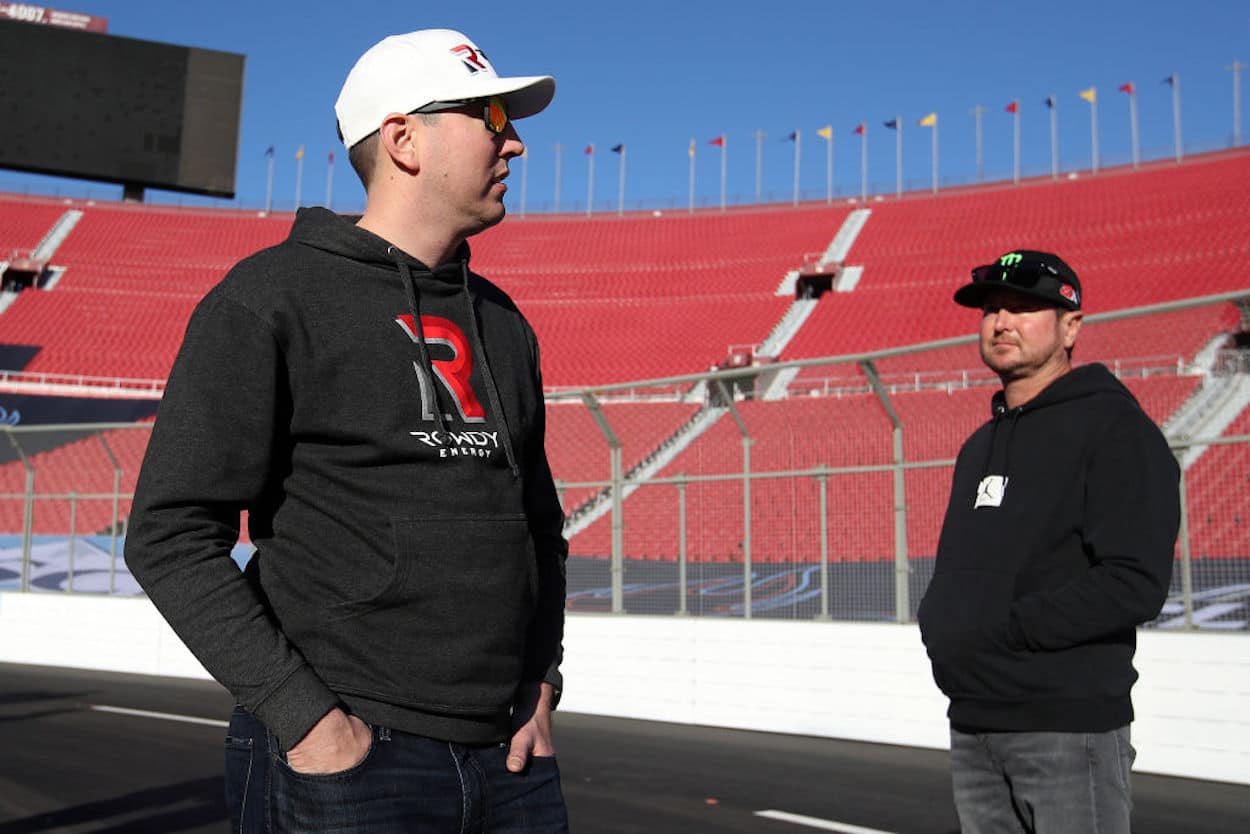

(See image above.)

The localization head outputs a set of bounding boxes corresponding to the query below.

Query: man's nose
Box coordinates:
[501,122,524,158]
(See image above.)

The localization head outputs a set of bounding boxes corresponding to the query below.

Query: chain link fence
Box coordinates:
[3,361,1249,632]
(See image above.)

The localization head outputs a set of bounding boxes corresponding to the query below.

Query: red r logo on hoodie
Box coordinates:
[394,315,487,423]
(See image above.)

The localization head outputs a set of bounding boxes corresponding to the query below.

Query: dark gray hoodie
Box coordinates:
[125,207,567,749]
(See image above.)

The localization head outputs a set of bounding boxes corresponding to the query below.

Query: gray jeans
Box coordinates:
[950,726,1135,834]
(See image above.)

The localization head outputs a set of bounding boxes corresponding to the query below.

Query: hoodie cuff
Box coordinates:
[251,664,341,752]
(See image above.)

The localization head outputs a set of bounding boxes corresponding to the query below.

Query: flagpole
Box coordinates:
[931,119,939,194]
[970,104,985,183]
[519,148,528,218]
[1126,84,1140,168]
[1012,105,1020,185]
[617,145,626,216]
[1081,89,1099,175]
[264,148,274,215]
[553,143,562,212]
[825,130,833,204]
[792,129,801,207]
[325,151,334,209]
[1227,60,1245,146]
[294,147,304,209]
[895,117,903,198]
[1092,95,1099,175]
[688,138,696,214]
[754,129,765,203]
[719,136,727,212]
[860,125,868,202]
[1048,96,1059,179]
[1170,74,1183,163]
[586,143,594,217]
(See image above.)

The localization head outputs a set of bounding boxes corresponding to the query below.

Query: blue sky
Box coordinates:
[1,0,1247,213]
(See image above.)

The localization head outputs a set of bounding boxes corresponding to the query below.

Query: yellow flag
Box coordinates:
[918,112,937,127]
[817,125,833,140]
[295,145,305,160]
[688,138,695,158]
[1079,87,1097,104]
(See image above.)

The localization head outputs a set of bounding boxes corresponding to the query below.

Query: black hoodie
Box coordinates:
[125,208,567,750]
[918,363,1178,733]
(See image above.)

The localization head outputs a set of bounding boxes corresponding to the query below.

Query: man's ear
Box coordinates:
[1061,310,1083,349]
[377,112,420,174]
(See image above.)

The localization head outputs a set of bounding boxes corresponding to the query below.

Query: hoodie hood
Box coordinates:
[990,363,1138,419]
[287,207,519,476]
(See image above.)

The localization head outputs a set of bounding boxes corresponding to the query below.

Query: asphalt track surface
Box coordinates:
[1,663,1247,833]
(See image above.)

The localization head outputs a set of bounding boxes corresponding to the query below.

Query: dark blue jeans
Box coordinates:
[225,706,569,833]
[950,726,1135,834]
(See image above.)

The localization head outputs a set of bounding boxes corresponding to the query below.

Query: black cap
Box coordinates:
[953,249,1082,311]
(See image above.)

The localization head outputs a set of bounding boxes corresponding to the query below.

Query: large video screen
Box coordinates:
[0,19,245,197]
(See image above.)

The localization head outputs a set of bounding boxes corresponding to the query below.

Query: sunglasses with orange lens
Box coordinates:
[415,96,509,135]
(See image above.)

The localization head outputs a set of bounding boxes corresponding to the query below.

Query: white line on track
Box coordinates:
[754,809,899,834]
[90,704,229,728]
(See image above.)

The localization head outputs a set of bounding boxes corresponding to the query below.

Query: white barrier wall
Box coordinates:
[1,592,1246,785]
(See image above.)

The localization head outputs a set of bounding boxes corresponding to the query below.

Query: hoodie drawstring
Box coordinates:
[460,261,520,478]
[392,247,520,478]
[396,255,449,437]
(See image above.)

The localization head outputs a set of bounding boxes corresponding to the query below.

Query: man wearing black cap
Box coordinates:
[918,250,1180,834]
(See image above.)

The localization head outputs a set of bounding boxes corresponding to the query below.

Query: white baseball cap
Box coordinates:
[334,29,556,149]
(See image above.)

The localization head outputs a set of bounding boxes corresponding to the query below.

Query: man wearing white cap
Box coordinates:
[125,29,569,832]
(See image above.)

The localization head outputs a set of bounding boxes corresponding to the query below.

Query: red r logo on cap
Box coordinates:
[451,44,488,73]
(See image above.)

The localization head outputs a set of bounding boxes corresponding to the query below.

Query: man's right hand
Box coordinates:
[284,707,373,774]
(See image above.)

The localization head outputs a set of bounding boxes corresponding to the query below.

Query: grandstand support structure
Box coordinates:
[563,401,728,539]
[862,360,910,623]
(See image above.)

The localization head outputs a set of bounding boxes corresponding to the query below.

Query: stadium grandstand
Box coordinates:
[2,146,1250,628]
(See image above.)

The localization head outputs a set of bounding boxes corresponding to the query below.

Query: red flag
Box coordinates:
[708,135,725,147]
[1005,101,1019,114]
[1119,82,1135,94]
[854,123,865,135]
[328,151,335,164]
[584,144,594,155]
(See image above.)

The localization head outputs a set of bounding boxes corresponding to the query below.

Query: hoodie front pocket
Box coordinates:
[322,515,537,713]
